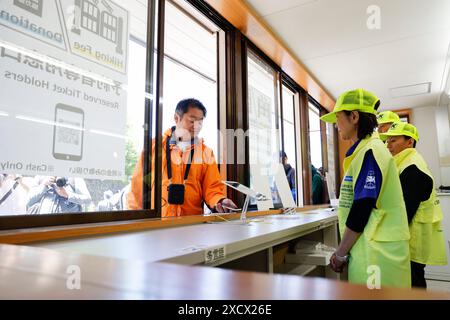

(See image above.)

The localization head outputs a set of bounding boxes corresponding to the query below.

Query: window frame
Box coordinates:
[279,77,303,206]
[394,108,412,123]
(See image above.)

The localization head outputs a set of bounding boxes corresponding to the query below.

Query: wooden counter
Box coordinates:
[0,243,448,300]
[29,209,338,267]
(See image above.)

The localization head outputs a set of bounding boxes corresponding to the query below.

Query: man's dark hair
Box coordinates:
[403,135,417,148]
[175,98,207,117]
[343,110,378,140]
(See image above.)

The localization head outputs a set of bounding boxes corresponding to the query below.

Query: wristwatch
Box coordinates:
[334,252,349,263]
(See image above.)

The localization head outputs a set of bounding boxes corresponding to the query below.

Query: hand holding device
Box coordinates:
[216,198,238,213]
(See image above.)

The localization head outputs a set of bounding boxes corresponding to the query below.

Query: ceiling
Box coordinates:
[244,0,450,110]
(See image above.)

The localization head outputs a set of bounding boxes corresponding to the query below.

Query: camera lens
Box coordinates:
[56,177,67,187]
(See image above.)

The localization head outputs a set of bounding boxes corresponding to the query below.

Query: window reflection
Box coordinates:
[308,102,326,205]
[281,86,298,204]
[247,51,281,208]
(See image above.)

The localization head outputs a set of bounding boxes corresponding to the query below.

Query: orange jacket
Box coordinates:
[128,128,226,217]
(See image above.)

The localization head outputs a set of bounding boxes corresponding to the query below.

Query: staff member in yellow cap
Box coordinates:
[377,110,400,134]
[380,122,447,288]
[321,88,411,288]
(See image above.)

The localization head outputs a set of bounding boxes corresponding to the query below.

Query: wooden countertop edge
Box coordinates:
[0,205,331,244]
[1,243,448,300]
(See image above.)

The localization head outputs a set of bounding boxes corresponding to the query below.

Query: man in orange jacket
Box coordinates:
[128,98,237,217]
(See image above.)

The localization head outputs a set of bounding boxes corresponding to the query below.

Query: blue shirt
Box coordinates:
[346,140,382,201]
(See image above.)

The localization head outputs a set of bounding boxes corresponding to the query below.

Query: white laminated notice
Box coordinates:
[250,164,273,211]
[0,0,129,180]
[274,163,296,208]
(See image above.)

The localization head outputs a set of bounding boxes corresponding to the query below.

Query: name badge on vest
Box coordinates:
[339,176,354,209]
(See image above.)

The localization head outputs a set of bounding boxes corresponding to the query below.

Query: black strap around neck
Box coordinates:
[166,126,196,181]
[0,179,19,206]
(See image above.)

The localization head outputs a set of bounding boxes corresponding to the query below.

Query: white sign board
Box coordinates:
[250,164,274,211]
[274,163,296,208]
[0,0,129,180]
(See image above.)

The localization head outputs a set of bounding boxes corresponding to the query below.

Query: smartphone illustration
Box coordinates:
[52,104,84,161]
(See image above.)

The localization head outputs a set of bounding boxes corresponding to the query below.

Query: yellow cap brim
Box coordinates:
[321,107,378,124]
[379,132,397,140]
[379,131,418,142]
[320,112,337,123]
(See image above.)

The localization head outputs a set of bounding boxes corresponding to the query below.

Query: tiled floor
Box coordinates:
[426,279,450,292]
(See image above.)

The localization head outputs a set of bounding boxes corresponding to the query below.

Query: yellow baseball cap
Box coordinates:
[379,121,419,142]
[320,88,380,123]
[377,111,400,124]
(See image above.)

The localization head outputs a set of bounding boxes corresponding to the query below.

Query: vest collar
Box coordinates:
[393,148,416,168]
[346,139,361,157]
[343,134,377,172]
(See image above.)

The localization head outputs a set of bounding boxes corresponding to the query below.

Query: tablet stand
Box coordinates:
[240,193,268,223]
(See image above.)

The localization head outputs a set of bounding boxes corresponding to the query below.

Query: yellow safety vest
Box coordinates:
[394,148,448,265]
[339,134,411,288]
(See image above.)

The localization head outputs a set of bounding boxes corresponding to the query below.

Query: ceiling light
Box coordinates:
[390,82,431,98]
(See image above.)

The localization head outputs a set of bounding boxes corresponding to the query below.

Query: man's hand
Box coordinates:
[16,176,30,192]
[215,198,238,213]
[329,253,347,273]
[44,176,56,186]
[55,186,69,199]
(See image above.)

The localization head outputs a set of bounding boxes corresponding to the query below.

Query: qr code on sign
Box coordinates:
[57,120,81,145]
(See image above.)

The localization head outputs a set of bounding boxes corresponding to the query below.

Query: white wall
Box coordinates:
[413,106,443,187]
[436,104,450,186]
[444,103,450,185]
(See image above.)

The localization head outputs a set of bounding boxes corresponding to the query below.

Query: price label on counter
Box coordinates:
[204,245,226,264]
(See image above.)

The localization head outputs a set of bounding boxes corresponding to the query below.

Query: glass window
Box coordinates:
[308,101,326,204]
[163,0,220,156]
[157,0,224,215]
[247,50,281,207]
[0,0,153,219]
[281,85,298,204]
[325,122,337,200]
[308,103,323,169]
